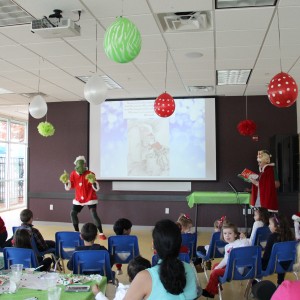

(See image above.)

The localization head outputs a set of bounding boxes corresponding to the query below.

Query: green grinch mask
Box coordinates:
[75,159,86,175]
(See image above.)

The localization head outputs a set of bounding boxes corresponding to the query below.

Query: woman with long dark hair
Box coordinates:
[124,219,198,300]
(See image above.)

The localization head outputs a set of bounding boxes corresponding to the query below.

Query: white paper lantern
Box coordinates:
[29,95,47,119]
[84,75,108,105]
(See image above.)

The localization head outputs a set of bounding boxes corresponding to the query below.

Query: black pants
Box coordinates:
[70,204,103,233]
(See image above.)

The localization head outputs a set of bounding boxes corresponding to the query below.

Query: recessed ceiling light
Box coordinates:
[216,0,277,9]
[0,87,13,94]
[76,75,122,90]
[185,52,203,58]
[217,69,252,85]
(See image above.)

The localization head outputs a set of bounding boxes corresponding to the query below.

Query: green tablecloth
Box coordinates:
[187,191,250,208]
[0,277,107,300]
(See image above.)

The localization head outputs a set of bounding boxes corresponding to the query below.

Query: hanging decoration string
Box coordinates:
[276,7,283,72]
[245,94,248,119]
[38,56,41,93]
[95,23,98,73]
[121,0,124,17]
[164,49,168,92]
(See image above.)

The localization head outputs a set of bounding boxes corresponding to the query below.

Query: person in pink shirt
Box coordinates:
[271,243,300,300]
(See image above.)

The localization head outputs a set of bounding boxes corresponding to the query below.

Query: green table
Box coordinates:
[186,191,250,231]
[0,276,107,300]
[187,191,250,208]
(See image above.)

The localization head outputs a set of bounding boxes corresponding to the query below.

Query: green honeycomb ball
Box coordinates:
[104,17,142,63]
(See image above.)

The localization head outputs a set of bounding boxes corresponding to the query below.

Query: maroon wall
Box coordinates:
[28,97,298,227]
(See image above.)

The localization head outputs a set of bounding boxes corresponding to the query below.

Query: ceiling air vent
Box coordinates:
[187,86,214,93]
[156,11,212,32]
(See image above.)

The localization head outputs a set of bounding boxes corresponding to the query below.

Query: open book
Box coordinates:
[238,168,259,183]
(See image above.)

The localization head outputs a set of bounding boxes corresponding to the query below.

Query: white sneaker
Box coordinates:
[116,269,123,275]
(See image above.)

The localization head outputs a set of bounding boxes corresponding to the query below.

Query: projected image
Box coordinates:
[93,97,216,180]
[128,120,169,176]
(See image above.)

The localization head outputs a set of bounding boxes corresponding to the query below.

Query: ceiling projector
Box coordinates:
[31,17,81,38]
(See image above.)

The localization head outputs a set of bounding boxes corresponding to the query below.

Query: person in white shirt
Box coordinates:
[202,221,250,298]
[240,207,269,245]
[92,255,151,300]
[292,212,300,241]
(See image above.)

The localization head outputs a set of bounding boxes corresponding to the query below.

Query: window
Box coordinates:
[0,118,27,211]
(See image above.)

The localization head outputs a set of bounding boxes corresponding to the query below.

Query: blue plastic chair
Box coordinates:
[108,235,140,264]
[3,247,38,269]
[218,246,262,300]
[151,252,191,266]
[251,226,271,250]
[261,240,298,279]
[196,231,227,281]
[72,250,117,285]
[55,231,84,273]
[181,232,197,259]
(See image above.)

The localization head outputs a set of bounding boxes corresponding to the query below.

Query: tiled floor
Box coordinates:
[1,208,297,299]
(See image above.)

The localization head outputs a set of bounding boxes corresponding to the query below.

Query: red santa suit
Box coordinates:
[69,170,99,206]
[250,163,278,212]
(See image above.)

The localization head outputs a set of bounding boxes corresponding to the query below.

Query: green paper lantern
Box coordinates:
[37,121,55,137]
[104,17,142,63]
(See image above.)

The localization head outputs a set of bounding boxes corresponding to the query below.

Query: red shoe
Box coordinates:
[99,234,107,240]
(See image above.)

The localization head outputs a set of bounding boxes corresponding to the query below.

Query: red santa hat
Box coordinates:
[292,212,300,222]
[74,155,86,165]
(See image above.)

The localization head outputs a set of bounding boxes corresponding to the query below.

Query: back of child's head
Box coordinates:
[270,213,294,242]
[127,255,151,282]
[220,221,239,242]
[214,216,227,231]
[177,213,193,233]
[255,207,269,225]
[81,223,97,242]
[20,209,33,223]
[14,228,32,249]
[113,218,132,235]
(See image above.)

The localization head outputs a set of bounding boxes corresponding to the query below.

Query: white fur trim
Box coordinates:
[292,214,300,222]
[260,163,275,172]
[74,156,86,165]
[64,181,71,191]
[73,199,98,205]
[92,181,100,192]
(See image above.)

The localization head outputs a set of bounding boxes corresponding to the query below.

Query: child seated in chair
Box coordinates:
[113,218,133,275]
[202,221,250,298]
[177,213,193,233]
[14,228,52,272]
[92,255,151,300]
[0,215,12,248]
[194,216,226,272]
[240,207,269,245]
[67,222,109,271]
[19,209,55,253]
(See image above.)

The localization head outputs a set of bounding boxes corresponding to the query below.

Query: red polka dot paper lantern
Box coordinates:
[237,119,257,136]
[154,92,175,117]
[267,72,298,108]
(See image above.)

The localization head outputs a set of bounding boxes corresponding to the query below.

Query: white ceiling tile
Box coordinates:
[164,31,214,49]
[148,0,213,13]
[216,85,247,96]
[216,30,266,47]
[217,59,255,70]
[216,45,260,60]
[215,7,274,31]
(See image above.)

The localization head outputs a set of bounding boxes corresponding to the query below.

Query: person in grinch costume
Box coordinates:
[250,150,278,212]
[60,156,106,240]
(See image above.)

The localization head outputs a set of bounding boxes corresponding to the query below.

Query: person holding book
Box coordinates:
[249,150,279,212]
